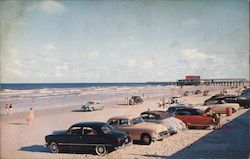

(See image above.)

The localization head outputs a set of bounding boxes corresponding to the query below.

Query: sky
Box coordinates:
[0,0,249,83]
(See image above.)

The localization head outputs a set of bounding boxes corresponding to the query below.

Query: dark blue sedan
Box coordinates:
[45,122,131,156]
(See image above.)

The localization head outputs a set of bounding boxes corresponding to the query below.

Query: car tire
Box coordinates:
[49,142,59,153]
[232,108,237,113]
[141,133,152,145]
[95,145,107,156]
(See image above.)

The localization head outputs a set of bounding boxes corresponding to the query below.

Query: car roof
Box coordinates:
[141,110,165,115]
[72,122,106,127]
[108,115,139,120]
[141,110,168,119]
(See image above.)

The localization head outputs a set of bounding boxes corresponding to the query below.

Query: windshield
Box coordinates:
[131,117,144,124]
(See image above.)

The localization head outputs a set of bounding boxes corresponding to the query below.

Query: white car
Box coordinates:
[140,110,187,135]
[171,95,183,104]
[81,101,104,111]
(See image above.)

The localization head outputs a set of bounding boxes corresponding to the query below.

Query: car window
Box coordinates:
[101,126,112,134]
[70,126,82,135]
[140,113,149,119]
[88,102,94,104]
[82,127,97,136]
[190,109,202,115]
[119,119,129,126]
[148,114,157,119]
[109,120,118,127]
[176,110,191,115]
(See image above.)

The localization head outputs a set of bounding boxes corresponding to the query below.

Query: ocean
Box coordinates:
[0,83,147,90]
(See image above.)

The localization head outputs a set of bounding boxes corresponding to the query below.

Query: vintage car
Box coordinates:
[107,115,169,145]
[170,95,183,104]
[140,110,187,135]
[207,100,240,114]
[45,122,131,156]
[81,101,104,111]
[195,90,202,95]
[205,94,250,108]
[167,107,219,129]
[129,96,144,105]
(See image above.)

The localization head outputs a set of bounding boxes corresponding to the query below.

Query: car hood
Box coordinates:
[51,130,66,135]
[133,122,168,132]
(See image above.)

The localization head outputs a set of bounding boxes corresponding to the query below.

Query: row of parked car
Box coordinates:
[45,87,250,156]
[45,104,221,156]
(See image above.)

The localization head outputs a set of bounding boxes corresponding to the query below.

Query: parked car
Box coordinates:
[81,101,104,111]
[167,107,219,129]
[183,91,190,96]
[140,110,187,135]
[129,96,143,105]
[171,95,183,104]
[195,90,202,95]
[166,104,193,116]
[107,115,169,145]
[207,100,240,114]
[45,122,131,156]
[205,94,250,108]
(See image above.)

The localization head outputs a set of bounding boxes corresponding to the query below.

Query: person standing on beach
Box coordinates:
[26,107,34,125]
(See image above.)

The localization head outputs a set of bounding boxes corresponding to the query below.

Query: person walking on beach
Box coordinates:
[4,104,9,115]
[26,107,34,125]
[9,104,13,115]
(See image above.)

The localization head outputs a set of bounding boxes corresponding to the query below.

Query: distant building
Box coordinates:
[177,76,201,86]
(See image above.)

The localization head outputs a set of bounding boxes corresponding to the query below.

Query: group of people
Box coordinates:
[4,103,34,125]
[4,104,13,116]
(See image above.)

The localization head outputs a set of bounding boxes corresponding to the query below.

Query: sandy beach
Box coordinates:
[0,86,249,159]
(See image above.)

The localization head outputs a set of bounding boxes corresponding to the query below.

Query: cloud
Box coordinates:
[143,60,153,70]
[181,48,218,61]
[85,51,100,60]
[55,63,69,77]
[27,0,66,14]
[39,43,57,57]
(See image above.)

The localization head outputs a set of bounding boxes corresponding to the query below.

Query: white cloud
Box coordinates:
[55,63,69,77]
[86,51,100,60]
[127,59,136,67]
[40,43,57,57]
[27,0,66,14]
[181,48,218,61]
[143,60,153,70]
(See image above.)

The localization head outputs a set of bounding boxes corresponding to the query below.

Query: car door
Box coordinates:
[174,109,191,126]
[185,110,212,127]
[80,127,100,149]
[117,119,136,139]
[64,126,83,151]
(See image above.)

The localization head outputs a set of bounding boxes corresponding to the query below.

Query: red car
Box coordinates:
[171,107,219,129]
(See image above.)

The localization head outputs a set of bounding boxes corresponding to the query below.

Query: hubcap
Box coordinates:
[98,147,104,153]
[144,137,150,143]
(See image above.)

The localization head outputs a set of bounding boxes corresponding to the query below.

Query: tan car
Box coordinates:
[208,102,240,114]
[107,115,169,145]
